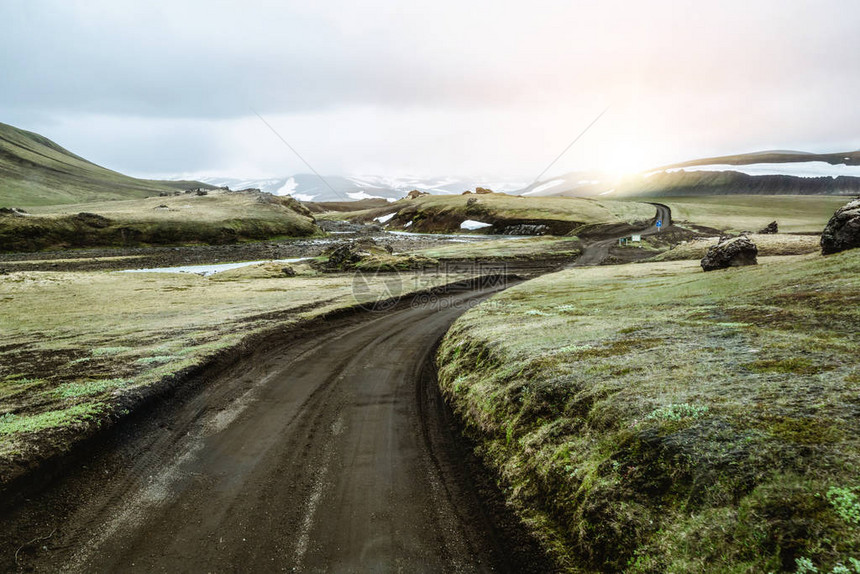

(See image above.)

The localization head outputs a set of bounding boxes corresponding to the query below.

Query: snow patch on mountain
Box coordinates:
[646,162,860,179]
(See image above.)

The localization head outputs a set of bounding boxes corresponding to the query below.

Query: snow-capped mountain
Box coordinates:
[189,174,527,203]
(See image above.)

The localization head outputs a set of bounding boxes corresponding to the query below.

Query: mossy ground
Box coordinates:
[652,233,821,262]
[437,251,860,573]
[0,265,474,480]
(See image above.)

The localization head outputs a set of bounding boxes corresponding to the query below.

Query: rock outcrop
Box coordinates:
[820,199,860,255]
[500,224,550,236]
[701,236,758,271]
[758,221,778,234]
[475,187,493,195]
[406,190,429,200]
[0,207,29,217]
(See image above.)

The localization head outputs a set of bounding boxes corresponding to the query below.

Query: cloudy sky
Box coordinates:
[2,0,858,181]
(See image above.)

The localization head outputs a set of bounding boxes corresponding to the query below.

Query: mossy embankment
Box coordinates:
[0,190,320,251]
[437,251,860,572]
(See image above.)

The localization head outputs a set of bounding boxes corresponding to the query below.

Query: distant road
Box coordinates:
[3,284,549,573]
[570,203,672,267]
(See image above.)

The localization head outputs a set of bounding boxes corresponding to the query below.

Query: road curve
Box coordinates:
[2,284,549,573]
[570,203,672,267]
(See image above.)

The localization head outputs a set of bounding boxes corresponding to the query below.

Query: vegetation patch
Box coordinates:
[0,266,480,488]
[437,250,860,572]
[0,403,105,436]
[0,190,320,251]
[745,357,830,375]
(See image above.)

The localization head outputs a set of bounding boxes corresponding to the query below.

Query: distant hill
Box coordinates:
[652,149,860,170]
[0,122,211,207]
[522,149,860,198]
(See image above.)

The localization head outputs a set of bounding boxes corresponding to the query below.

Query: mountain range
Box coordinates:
[1,121,858,207]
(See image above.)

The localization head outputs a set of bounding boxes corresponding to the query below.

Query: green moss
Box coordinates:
[51,379,129,398]
[135,355,175,366]
[0,403,105,435]
[436,250,860,572]
[827,487,860,526]
[744,357,829,375]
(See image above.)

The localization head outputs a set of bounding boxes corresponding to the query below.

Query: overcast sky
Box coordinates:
[2,0,859,180]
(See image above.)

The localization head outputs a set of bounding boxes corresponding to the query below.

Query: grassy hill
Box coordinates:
[327,193,656,235]
[437,250,860,573]
[0,190,320,251]
[0,122,209,207]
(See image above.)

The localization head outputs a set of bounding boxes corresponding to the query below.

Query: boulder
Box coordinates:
[701,236,758,271]
[319,238,393,270]
[406,190,429,200]
[466,197,479,206]
[475,187,493,194]
[758,221,778,234]
[461,190,472,195]
[821,199,860,255]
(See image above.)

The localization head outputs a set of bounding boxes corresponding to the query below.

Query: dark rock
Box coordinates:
[500,224,550,236]
[255,193,313,217]
[475,187,493,194]
[281,266,296,277]
[315,238,393,270]
[196,189,209,196]
[159,192,171,197]
[820,199,860,255]
[758,221,778,234]
[701,236,758,271]
[406,190,428,200]
[0,207,29,217]
[318,219,377,234]
[466,197,478,206]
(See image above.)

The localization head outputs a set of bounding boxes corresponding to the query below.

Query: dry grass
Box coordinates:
[0,266,473,470]
[653,233,821,261]
[26,189,283,222]
[1,190,319,251]
[437,250,860,572]
[657,195,849,233]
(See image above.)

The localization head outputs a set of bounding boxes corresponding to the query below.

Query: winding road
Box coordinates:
[571,202,672,267]
[2,204,670,572]
[3,284,548,573]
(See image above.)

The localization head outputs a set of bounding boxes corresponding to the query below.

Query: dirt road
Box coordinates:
[571,203,672,267]
[2,284,549,573]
